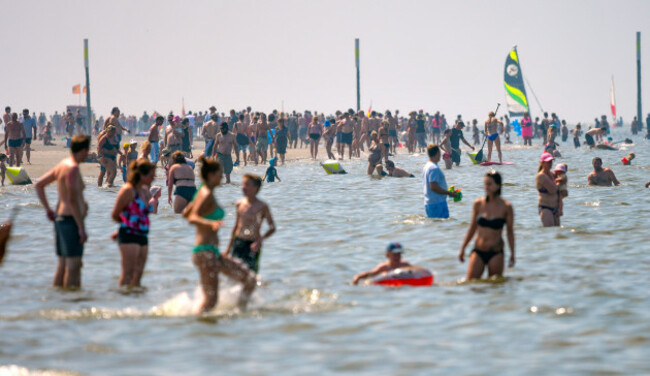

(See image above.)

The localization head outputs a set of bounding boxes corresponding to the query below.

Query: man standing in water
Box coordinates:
[339,112,354,159]
[448,121,474,167]
[35,135,90,289]
[422,144,457,218]
[214,122,237,184]
[22,109,38,164]
[587,157,620,186]
[4,113,26,166]
[202,113,219,157]
[148,116,163,163]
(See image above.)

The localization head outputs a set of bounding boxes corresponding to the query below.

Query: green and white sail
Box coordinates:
[503,47,530,117]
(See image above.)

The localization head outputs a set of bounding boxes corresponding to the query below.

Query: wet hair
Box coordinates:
[171,151,186,164]
[243,174,263,192]
[70,135,91,153]
[127,159,156,185]
[427,144,440,158]
[385,160,395,168]
[111,107,120,115]
[593,157,602,163]
[485,171,502,201]
[198,155,222,182]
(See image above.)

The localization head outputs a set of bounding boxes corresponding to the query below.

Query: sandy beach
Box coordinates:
[8,136,316,180]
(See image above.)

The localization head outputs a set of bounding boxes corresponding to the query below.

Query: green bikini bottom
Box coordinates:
[192,244,220,257]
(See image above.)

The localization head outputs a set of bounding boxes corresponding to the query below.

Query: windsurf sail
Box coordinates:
[504,47,530,117]
[610,76,617,126]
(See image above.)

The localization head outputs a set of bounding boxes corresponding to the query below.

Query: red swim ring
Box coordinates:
[371,266,434,287]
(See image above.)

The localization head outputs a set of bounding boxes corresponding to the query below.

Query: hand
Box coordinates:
[471,146,475,150]
[251,240,262,253]
[449,190,457,198]
[110,231,118,241]
[168,197,172,205]
[352,277,359,285]
[211,220,223,232]
[458,250,465,263]
[508,255,516,268]
[46,209,56,221]
[78,228,88,244]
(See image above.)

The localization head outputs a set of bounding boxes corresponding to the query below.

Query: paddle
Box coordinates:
[474,104,500,163]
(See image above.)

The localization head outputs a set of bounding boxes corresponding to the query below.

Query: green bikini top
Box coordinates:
[204,206,225,221]
[191,185,225,221]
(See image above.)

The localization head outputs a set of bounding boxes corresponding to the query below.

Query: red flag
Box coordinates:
[72,84,80,94]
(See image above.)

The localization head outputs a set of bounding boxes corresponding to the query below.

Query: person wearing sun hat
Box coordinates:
[536,152,561,227]
[352,242,412,285]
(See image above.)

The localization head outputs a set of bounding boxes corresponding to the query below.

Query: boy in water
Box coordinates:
[264,157,281,183]
[226,174,276,273]
[352,243,411,285]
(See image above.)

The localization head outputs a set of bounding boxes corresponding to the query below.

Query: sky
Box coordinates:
[1,0,649,124]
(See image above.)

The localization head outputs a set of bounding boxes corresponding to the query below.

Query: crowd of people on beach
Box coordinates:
[0,102,647,313]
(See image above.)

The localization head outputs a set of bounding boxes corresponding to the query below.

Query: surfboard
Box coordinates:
[479,161,514,166]
[596,144,618,151]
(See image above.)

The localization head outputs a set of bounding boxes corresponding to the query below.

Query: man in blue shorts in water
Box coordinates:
[422,144,457,218]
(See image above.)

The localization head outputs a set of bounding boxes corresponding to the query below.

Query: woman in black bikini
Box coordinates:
[167,151,197,214]
[459,171,515,280]
[536,152,561,227]
[367,131,384,175]
[98,125,120,187]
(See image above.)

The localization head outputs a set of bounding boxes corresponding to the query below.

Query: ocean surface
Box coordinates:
[1,131,649,375]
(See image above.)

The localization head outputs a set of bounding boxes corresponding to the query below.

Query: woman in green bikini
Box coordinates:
[184,156,256,313]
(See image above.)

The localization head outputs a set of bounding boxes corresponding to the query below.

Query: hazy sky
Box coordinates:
[1,0,649,124]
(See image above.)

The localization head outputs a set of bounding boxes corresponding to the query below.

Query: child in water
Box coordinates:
[264,157,281,183]
[352,243,411,285]
[226,174,276,273]
[118,142,130,182]
[554,163,568,217]
[149,186,162,214]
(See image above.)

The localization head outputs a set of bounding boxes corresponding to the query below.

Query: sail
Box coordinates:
[610,76,617,124]
[503,47,530,117]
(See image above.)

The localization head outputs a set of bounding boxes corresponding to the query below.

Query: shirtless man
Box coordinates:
[226,174,276,273]
[103,107,130,143]
[385,160,414,177]
[234,114,249,165]
[338,112,354,159]
[584,127,607,149]
[214,122,237,183]
[386,111,399,154]
[202,114,219,157]
[65,109,75,137]
[4,113,26,166]
[22,109,38,164]
[2,107,11,132]
[148,116,164,163]
[484,111,503,163]
[35,135,90,289]
[357,110,368,152]
[256,113,270,164]
[352,243,411,285]
[588,157,620,186]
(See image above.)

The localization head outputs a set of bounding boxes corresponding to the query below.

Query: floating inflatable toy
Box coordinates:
[321,160,347,175]
[622,153,635,165]
[5,167,32,185]
[371,266,434,287]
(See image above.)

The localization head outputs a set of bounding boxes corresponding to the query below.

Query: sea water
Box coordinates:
[1,131,649,375]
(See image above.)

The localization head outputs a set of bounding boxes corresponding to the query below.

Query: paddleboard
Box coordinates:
[596,144,618,151]
[479,161,514,166]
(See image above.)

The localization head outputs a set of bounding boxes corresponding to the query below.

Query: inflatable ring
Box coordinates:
[370,266,433,286]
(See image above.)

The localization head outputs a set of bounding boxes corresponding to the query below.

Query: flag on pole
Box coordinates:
[72,84,81,94]
[367,103,372,117]
[181,97,186,117]
[83,85,87,94]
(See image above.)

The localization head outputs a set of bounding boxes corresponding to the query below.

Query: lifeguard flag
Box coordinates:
[83,85,87,94]
[72,84,81,94]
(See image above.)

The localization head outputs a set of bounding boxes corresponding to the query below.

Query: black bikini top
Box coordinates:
[476,216,506,230]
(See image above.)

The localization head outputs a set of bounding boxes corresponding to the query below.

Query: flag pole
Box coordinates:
[355,38,360,112]
[636,32,643,132]
[84,39,92,136]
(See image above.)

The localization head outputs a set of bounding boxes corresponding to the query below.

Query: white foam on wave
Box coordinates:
[0,365,81,376]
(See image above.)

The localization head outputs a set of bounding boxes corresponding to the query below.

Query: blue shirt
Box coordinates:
[422,161,447,205]
[22,117,37,138]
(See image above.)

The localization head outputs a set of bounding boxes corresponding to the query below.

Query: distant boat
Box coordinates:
[504,46,530,118]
